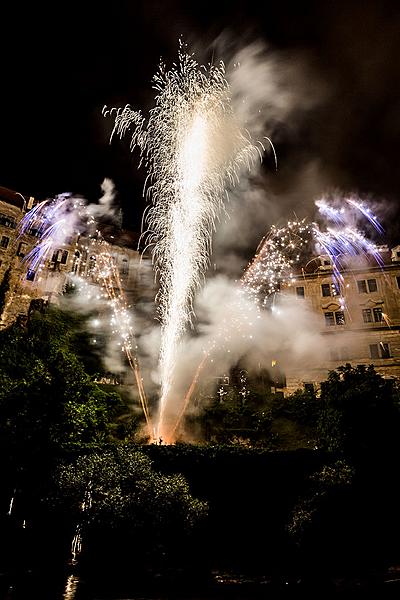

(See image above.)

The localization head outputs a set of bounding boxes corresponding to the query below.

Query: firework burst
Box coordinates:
[106,42,263,439]
[168,196,385,439]
[241,219,312,305]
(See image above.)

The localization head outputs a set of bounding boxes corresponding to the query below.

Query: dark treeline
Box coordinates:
[1,305,400,597]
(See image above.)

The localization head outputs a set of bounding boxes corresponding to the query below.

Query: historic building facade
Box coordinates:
[0,186,143,328]
[281,247,400,392]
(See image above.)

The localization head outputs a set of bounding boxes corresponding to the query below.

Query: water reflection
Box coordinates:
[62,574,80,600]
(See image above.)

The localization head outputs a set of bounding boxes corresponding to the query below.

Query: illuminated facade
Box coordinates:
[0,186,142,328]
[281,247,400,392]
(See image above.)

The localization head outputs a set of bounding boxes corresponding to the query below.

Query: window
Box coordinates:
[357,280,368,293]
[370,343,391,359]
[51,249,68,264]
[380,342,390,358]
[28,227,40,238]
[362,308,373,323]
[321,282,339,297]
[304,382,314,393]
[369,344,380,359]
[17,242,28,257]
[321,283,331,297]
[72,250,81,274]
[324,312,335,326]
[296,286,305,298]
[26,269,35,281]
[335,311,345,325]
[121,258,129,275]
[0,213,16,228]
[325,311,345,326]
[357,279,377,293]
[373,307,383,322]
[0,236,10,249]
[88,255,96,272]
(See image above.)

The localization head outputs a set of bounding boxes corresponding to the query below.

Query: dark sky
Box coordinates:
[2,0,400,242]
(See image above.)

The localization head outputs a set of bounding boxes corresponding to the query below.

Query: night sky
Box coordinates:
[2,0,400,245]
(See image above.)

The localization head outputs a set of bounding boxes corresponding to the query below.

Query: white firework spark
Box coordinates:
[18,194,152,435]
[169,196,385,439]
[241,219,312,305]
[106,42,262,438]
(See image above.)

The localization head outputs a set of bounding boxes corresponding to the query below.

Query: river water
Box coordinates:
[2,568,400,600]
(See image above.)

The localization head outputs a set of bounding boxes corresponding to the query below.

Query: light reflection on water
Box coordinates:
[63,574,80,600]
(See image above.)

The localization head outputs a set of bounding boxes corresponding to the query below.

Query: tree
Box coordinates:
[0,306,122,462]
[317,363,400,461]
[201,381,321,449]
[286,365,400,573]
[266,388,321,450]
[53,446,208,576]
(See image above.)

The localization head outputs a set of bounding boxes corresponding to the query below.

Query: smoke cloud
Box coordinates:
[87,178,121,225]
[156,275,328,434]
[225,38,329,142]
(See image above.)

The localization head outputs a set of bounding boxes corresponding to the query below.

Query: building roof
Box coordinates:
[0,186,27,210]
[294,245,399,277]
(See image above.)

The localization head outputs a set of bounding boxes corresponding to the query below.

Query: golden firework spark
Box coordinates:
[106,41,262,439]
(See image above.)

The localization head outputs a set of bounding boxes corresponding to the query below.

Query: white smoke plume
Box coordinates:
[222,37,330,141]
[156,275,328,437]
[87,177,120,223]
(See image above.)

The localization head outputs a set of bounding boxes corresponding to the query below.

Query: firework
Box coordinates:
[168,196,385,439]
[345,197,385,234]
[18,194,92,272]
[241,219,312,305]
[106,41,262,439]
[18,194,152,435]
[93,244,151,432]
[312,196,385,285]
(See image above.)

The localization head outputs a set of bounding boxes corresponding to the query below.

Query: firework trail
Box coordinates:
[169,197,384,439]
[106,42,262,439]
[241,219,312,305]
[167,220,310,440]
[18,196,85,284]
[93,244,151,433]
[312,195,385,289]
[18,195,151,435]
[18,194,91,272]
[345,197,385,235]
[245,196,384,304]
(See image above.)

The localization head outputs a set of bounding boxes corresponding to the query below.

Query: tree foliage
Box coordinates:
[202,381,320,449]
[51,446,208,574]
[0,306,121,459]
[55,446,207,532]
[317,363,400,460]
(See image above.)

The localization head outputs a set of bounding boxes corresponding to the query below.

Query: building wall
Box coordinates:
[0,191,142,328]
[281,253,400,392]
